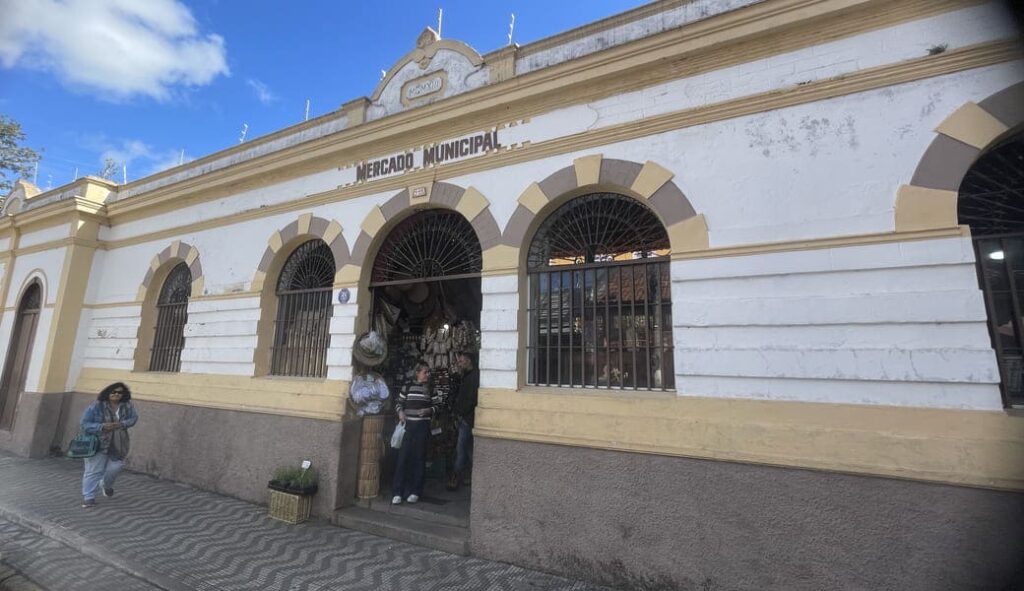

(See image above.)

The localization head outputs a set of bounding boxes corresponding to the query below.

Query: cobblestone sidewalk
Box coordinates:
[0,453,608,591]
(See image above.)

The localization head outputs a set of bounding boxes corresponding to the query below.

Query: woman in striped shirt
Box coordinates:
[392,361,439,505]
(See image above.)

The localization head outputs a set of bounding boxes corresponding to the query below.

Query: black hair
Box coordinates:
[98,382,132,402]
[414,361,431,373]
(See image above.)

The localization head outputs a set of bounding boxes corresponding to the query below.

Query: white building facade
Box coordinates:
[1,1,1023,588]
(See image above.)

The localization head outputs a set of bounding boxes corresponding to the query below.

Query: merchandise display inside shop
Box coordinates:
[349,209,482,519]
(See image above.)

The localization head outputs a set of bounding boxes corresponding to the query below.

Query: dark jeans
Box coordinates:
[454,417,473,475]
[391,419,430,498]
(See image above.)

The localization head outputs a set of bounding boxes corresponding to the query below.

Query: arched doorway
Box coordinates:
[365,208,482,523]
[960,131,1024,407]
[0,282,42,430]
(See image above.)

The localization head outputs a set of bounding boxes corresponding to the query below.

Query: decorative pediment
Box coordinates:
[367,27,488,121]
[1,179,41,215]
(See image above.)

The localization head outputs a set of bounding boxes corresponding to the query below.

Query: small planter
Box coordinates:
[267,468,319,525]
[268,488,313,524]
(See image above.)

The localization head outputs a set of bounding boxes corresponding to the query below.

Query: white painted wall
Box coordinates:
[480,275,519,390]
[18,224,69,249]
[180,296,259,376]
[59,5,1024,411]
[82,305,142,372]
[670,236,1003,409]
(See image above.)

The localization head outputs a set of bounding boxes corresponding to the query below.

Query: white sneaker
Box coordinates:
[391,495,402,505]
[406,494,419,504]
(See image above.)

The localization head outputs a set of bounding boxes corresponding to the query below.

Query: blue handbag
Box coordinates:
[66,432,99,458]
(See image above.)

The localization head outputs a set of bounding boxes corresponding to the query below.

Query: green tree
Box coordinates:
[0,114,41,195]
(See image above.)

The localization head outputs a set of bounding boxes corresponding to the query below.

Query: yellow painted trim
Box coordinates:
[91,39,1018,252]
[97,0,989,228]
[573,155,602,187]
[190,275,205,298]
[76,367,350,421]
[455,187,489,222]
[267,230,283,254]
[334,264,361,286]
[934,101,1010,150]
[185,246,199,266]
[667,214,709,253]
[631,160,675,198]
[251,270,267,292]
[297,212,313,235]
[38,219,100,392]
[0,227,20,317]
[894,185,959,232]
[475,388,1024,491]
[82,301,143,310]
[360,206,387,238]
[170,240,182,259]
[518,183,549,214]
[149,257,160,272]
[135,285,147,302]
[670,225,968,261]
[323,220,344,246]
[482,244,520,274]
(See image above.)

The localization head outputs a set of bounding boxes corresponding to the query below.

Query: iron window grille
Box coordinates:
[271,240,335,378]
[371,209,482,286]
[527,193,674,390]
[960,133,1024,407]
[149,262,191,372]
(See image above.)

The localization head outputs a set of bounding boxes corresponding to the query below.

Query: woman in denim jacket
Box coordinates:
[79,382,138,508]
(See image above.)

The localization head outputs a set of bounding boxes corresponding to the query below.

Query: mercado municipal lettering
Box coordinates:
[350,129,502,184]
[1,1,1023,589]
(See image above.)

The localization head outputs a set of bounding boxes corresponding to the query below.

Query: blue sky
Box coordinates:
[0,0,645,190]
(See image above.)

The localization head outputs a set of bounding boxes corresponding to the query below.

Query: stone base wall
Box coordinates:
[0,391,68,458]
[470,437,1024,591]
[53,394,361,517]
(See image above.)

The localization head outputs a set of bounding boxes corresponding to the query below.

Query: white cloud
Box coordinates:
[0,0,229,100]
[246,78,277,105]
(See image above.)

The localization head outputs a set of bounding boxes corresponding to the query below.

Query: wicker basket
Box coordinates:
[357,415,386,499]
[268,489,312,524]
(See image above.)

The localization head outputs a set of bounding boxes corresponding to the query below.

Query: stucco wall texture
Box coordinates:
[470,437,1024,591]
[54,394,359,518]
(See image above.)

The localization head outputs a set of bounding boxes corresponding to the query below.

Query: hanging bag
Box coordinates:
[390,422,406,449]
[66,432,99,458]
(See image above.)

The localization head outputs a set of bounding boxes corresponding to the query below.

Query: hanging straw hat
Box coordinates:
[352,331,388,367]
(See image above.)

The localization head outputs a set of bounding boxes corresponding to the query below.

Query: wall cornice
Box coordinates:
[98,0,988,226]
[94,38,1020,252]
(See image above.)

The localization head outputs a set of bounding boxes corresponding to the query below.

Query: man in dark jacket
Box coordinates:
[450,351,478,490]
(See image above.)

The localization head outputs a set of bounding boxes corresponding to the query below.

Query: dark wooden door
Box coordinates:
[0,283,41,430]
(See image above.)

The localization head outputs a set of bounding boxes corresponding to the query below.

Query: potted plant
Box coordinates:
[267,463,319,524]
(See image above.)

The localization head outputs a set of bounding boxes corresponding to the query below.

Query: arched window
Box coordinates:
[149,262,191,372]
[960,132,1024,407]
[527,193,673,390]
[271,239,335,377]
[371,210,481,284]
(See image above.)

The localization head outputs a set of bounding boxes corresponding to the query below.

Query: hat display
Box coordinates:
[352,330,388,367]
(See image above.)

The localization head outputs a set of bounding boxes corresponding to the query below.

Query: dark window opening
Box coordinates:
[271,239,335,378]
[527,193,674,390]
[960,132,1024,407]
[149,262,191,372]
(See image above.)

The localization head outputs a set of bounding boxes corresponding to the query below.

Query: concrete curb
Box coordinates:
[0,501,187,591]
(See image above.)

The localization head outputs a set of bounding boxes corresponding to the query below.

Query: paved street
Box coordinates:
[0,453,608,591]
